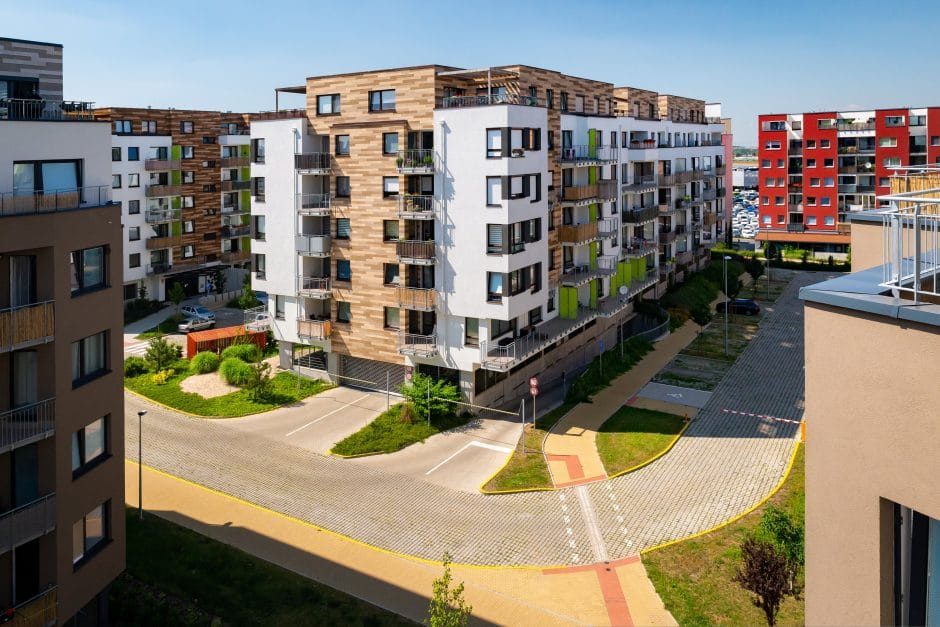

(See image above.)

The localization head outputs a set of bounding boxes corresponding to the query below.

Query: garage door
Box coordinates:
[340,355,407,393]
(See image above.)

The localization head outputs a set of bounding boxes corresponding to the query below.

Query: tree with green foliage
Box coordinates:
[213,268,227,295]
[745,256,765,286]
[145,335,182,372]
[734,537,791,627]
[755,505,804,594]
[237,273,260,309]
[167,282,186,315]
[427,552,472,627]
[401,373,461,422]
[245,360,274,402]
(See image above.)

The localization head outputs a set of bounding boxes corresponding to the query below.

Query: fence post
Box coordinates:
[386,371,390,410]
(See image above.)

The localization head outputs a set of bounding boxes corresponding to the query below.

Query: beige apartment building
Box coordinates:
[802,167,940,625]
[1,37,125,625]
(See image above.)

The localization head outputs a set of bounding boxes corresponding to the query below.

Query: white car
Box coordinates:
[180,305,215,320]
[178,316,215,333]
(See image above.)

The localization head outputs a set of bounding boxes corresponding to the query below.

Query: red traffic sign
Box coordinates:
[530,386,539,397]
[529,377,539,387]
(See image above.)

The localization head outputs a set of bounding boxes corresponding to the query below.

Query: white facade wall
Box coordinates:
[0,120,112,190]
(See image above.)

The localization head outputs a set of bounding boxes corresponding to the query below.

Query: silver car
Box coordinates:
[178,316,215,333]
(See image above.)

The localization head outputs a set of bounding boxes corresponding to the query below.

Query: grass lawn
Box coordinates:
[135,315,181,340]
[643,445,805,627]
[330,404,471,456]
[111,509,411,626]
[596,407,686,476]
[125,370,332,417]
[682,317,759,364]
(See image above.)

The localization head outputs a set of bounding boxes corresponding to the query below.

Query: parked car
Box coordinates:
[178,316,215,333]
[716,298,761,316]
[245,312,271,332]
[254,291,269,307]
[180,305,215,320]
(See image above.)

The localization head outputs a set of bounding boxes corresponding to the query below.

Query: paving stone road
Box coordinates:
[127,272,821,566]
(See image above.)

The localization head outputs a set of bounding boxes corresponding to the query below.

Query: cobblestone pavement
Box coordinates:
[126,272,820,566]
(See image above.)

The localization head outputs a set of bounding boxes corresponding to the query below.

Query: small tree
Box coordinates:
[400,373,461,422]
[213,268,227,295]
[167,281,186,316]
[745,256,765,286]
[734,537,791,626]
[238,273,259,309]
[800,250,810,265]
[245,360,274,402]
[137,284,149,302]
[756,505,804,594]
[427,552,472,627]
[145,335,181,372]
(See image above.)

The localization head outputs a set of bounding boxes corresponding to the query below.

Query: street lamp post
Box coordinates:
[723,255,731,356]
[137,410,147,521]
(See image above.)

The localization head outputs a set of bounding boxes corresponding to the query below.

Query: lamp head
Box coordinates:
[137,410,148,418]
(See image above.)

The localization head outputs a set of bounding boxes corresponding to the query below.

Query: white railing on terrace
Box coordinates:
[0,493,56,555]
[880,180,940,303]
[439,94,538,108]
[0,398,55,453]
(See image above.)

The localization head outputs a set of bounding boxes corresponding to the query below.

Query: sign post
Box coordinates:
[529,377,539,428]
[520,398,526,455]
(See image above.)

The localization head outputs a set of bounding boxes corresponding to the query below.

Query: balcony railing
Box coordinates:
[8,585,57,627]
[397,149,435,173]
[297,318,331,341]
[559,145,619,164]
[144,158,181,171]
[597,218,618,237]
[221,202,247,215]
[220,156,249,168]
[0,98,94,121]
[295,153,332,173]
[622,206,659,224]
[715,165,726,175]
[622,175,657,192]
[398,287,436,311]
[0,301,54,353]
[787,223,806,232]
[398,194,435,219]
[298,277,332,299]
[837,121,875,132]
[837,223,851,235]
[0,493,56,555]
[398,332,438,357]
[145,235,182,250]
[561,180,618,204]
[221,250,250,263]
[628,139,658,150]
[703,188,717,201]
[396,240,435,264]
[145,184,183,198]
[0,398,55,453]
[560,257,617,287]
[146,263,170,275]
[622,238,657,257]
[221,224,251,238]
[144,208,180,223]
[296,234,332,256]
[676,250,693,265]
[704,212,718,226]
[0,186,112,217]
[296,193,332,216]
[439,94,538,109]
[659,171,693,186]
[659,229,677,244]
[220,180,250,192]
[557,222,599,244]
[788,203,804,213]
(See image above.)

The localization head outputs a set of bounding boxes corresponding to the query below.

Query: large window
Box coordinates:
[14,159,80,195]
[180,121,194,134]
[892,503,940,625]
[335,218,351,240]
[383,176,400,197]
[486,177,502,206]
[335,134,350,156]
[464,318,479,346]
[383,133,399,155]
[251,138,265,163]
[487,272,503,302]
[72,416,107,475]
[114,120,131,134]
[383,220,399,242]
[72,502,110,566]
[70,246,106,294]
[336,259,351,282]
[128,147,139,161]
[71,331,108,385]
[486,129,502,158]
[384,307,400,330]
[383,263,400,286]
[336,176,350,198]
[336,301,351,323]
[111,147,121,162]
[317,94,340,115]
[368,89,396,112]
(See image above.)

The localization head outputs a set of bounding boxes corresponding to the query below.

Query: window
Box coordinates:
[810,178,821,187]
[383,220,399,242]
[761,196,769,205]
[486,177,501,206]
[275,295,285,319]
[884,157,902,167]
[70,246,106,294]
[764,177,775,187]
[931,136,940,147]
[317,94,341,115]
[335,218,351,239]
[546,89,553,109]
[71,331,108,385]
[383,133,398,155]
[182,170,194,184]
[182,146,194,159]
[464,318,479,346]
[127,147,139,161]
[879,136,898,148]
[183,245,194,258]
[253,254,266,278]
[182,196,194,208]
[383,263,400,286]
[252,215,265,240]
[141,120,156,134]
[486,129,502,158]
[251,138,265,163]
[202,136,217,145]
[807,196,817,206]
[128,199,140,215]
[824,177,834,187]
[528,306,542,326]
[369,89,396,112]
[72,502,109,567]
[807,216,817,226]
[72,416,107,475]
[180,121,194,134]
[560,92,568,111]
[546,289,555,313]
[252,177,265,201]
[821,197,831,206]
[775,197,785,205]
[336,301,351,323]
[762,214,771,224]
[336,259,351,282]
[384,307,400,330]
[777,159,784,168]
[128,173,139,188]
[879,177,890,187]
[491,318,513,339]
[128,226,140,241]
[383,176,400,197]
[820,139,831,149]
[129,253,140,268]
[824,215,835,225]
[806,159,816,168]
[487,224,504,254]
[765,141,781,150]
[487,272,504,302]
[336,176,350,198]
[183,220,194,233]
[777,214,786,224]
[885,115,905,127]
[806,139,816,149]
[761,159,771,168]
[114,120,131,134]
[112,174,121,189]
[111,147,121,162]
[335,134,350,156]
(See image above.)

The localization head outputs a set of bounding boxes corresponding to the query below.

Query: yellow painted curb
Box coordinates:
[640,442,802,555]
[127,459,565,572]
[605,420,691,480]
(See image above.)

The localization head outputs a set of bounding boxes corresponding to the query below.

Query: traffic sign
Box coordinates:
[529,377,538,387]
[530,386,539,397]
[598,339,605,352]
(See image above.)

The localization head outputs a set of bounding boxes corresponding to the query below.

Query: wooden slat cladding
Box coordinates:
[657,95,706,123]
[0,301,54,351]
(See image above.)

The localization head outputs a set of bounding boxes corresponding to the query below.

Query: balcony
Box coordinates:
[396,240,435,265]
[622,206,659,224]
[295,153,332,174]
[0,302,54,353]
[144,158,181,171]
[398,195,435,219]
[220,180,250,192]
[0,98,94,121]
[220,156,249,168]
[145,235,182,250]
[622,238,657,258]
[398,286,436,311]
[658,202,679,215]
[621,175,657,193]
[146,263,170,275]
[704,212,718,226]
[837,223,851,235]
[221,201,247,215]
[703,188,717,201]
[0,186,112,217]
[560,180,618,205]
[659,229,677,244]
[0,398,55,453]
[557,222,599,245]
[788,203,804,213]
[296,193,332,216]
[144,208,180,223]
[297,318,331,341]
[838,184,876,194]
[439,93,538,109]
[560,256,617,287]
[145,184,182,198]
[297,277,331,299]
[676,250,693,265]
[597,218,618,238]
[221,224,251,238]
[628,139,658,150]
[296,234,332,257]
[787,223,806,232]
[836,121,875,132]
[594,275,659,318]
[221,250,250,264]
[559,145,619,165]
[398,332,438,357]
[0,493,56,555]
[659,171,693,186]
[715,165,726,175]
[397,150,434,174]
[8,586,57,627]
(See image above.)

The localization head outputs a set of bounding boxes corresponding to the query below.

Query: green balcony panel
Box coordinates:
[171,145,181,160]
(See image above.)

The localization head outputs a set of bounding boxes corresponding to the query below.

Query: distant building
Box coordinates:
[732,166,758,189]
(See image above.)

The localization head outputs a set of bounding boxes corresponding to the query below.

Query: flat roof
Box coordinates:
[0,36,62,48]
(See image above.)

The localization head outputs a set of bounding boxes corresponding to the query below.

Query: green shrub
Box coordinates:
[124,356,149,378]
[220,343,261,363]
[145,335,182,372]
[190,351,220,374]
[400,373,461,420]
[220,357,253,386]
[150,369,173,385]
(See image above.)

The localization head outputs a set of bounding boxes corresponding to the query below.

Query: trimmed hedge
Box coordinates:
[124,356,149,378]
[220,343,262,363]
[190,351,221,374]
[220,357,253,386]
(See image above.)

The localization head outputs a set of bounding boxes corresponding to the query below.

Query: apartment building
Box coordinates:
[251,65,727,405]
[93,108,252,302]
[1,37,124,625]
[756,106,940,253]
[801,167,940,625]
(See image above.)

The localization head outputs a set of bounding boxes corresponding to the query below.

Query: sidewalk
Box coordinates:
[127,461,675,626]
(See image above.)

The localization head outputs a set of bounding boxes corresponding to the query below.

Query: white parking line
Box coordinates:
[424,440,513,475]
[284,394,373,437]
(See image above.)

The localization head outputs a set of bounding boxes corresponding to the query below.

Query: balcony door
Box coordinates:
[11,443,39,507]
[10,255,36,308]
[12,350,37,409]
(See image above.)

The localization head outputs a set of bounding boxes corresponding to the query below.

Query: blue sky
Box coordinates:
[6,0,939,145]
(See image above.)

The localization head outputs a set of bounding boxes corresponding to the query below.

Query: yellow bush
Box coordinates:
[150,369,173,385]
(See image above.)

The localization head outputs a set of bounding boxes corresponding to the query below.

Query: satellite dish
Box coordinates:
[618,285,629,295]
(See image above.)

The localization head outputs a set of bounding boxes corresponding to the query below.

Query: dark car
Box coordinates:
[716,298,760,316]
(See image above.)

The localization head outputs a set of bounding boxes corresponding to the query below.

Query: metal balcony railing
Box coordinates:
[622,238,657,257]
[560,257,617,287]
[146,263,170,275]
[0,301,54,353]
[296,234,332,256]
[396,240,435,264]
[144,208,180,223]
[0,186,112,217]
[220,180,250,192]
[221,225,251,238]
[398,195,435,219]
[398,287,436,311]
[221,250,250,264]
[622,206,659,224]
[659,229,677,244]
[8,585,57,627]
[559,145,619,164]
[398,332,438,356]
[439,94,538,109]
[295,153,332,173]
[621,175,657,192]
[144,158,181,171]
[703,188,717,201]
[0,398,55,453]
[297,318,331,340]
[0,493,56,555]
[296,193,332,216]
[787,223,806,232]
[597,218,618,237]
[397,150,434,173]
[145,184,183,198]
[0,98,94,121]
[297,277,331,299]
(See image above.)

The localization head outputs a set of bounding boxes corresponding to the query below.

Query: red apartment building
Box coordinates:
[756,107,940,252]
